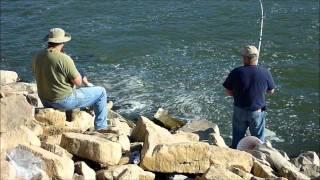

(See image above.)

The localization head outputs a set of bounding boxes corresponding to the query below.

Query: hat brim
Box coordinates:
[43,32,71,43]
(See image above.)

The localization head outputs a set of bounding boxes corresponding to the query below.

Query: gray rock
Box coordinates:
[154,108,186,130]
[178,119,220,141]
[74,161,96,180]
[0,70,18,85]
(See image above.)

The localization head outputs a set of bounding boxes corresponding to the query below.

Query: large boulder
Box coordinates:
[10,145,74,180]
[108,110,133,136]
[65,111,94,132]
[291,151,320,168]
[86,131,131,152]
[0,82,37,97]
[250,144,310,180]
[74,161,96,180]
[177,119,220,141]
[199,165,243,180]
[41,142,73,159]
[153,108,186,130]
[60,133,122,165]
[96,164,155,180]
[133,116,253,174]
[0,70,18,85]
[0,126,40,153]
[0,94,34,132]
[251,159,278,178]
[35,108,66,126]
[0,160,17,180]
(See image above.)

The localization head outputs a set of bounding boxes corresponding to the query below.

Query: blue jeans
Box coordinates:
[41,86,108,130]
[231,106,265,149]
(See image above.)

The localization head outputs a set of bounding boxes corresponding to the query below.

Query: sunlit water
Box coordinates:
[1,0,319,155]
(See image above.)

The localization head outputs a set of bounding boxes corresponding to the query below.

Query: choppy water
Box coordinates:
[1,0,319,155]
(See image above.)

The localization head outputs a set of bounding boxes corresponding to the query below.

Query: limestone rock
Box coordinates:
[14,144,74,179]
[291,151,320,168]
[299,164,320,178]
[65,111,94,132]
[0,94,34,133]
[60,133,122,165]
[199,165,243,180]
[178,119,220,141]
[0,160,17,180]
[74,161,96,180]
[96,164,155,180]
[154,108,186,130]
[26,93,43,107]
[229,167,255,180]
[0,70,18,85]
[0,126,41,153]
[39,135,62,145]
[43,126,82,136]
[86,131,131,152]
[208,132,228,148]
[26,119,44,136]
[174,130,200,142]
[41,142,73,159]
[252,144,309,180]
[35,108,66,126]
[0,82,37,97]
[251,160,278,178]
[108,110,133,136]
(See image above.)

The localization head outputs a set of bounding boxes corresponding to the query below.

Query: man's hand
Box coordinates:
[71,74,82,86]
[225,89,233,96]
[267,89,274,94]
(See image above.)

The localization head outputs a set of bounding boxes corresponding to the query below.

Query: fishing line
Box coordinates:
[257,0,264,64]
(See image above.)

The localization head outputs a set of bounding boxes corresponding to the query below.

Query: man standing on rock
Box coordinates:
[223,45,275,149]
[32,28,108,131]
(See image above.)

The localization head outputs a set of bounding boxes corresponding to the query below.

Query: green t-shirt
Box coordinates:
[32,48,80,101]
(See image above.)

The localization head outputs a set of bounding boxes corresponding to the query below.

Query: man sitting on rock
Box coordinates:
[32,28,109,131]
[223,45,275,149]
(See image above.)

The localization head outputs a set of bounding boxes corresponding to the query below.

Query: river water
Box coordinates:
[1,0,319,155]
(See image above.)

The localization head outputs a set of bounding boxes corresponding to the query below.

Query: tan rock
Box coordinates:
[108,110,133,136]
[154,108,186,130]
[174,130,200,141]
[26,93,43,107]
[65,111,94,132]
[15,144,74,179]
[39,134,62,145]
[0,94,34,133]
[0,82,37,97]
[251,160,278,178]
[178,119,220,141]
[208,132,228,148]
[41,142,73,159]
[0,70,18,85]
[86,132,131,152]
[60,133,122,165]
[0,126,40,153]
[35,108,66,126]
[43,126,82,136]
[135,116,253,174]
[26,119,44,136]
[74,161,96,180]
[96,164,155,180]
[229,167,255,180]
[0,160,17,180]
[200,165,243,180]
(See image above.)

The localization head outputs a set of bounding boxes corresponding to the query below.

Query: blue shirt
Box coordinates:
[223,65,275,111]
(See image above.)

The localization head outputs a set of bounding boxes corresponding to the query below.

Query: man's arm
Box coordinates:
[71,73,82,86]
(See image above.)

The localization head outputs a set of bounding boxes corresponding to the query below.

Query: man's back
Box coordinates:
[32,48,79,101]
[223,65,275,111]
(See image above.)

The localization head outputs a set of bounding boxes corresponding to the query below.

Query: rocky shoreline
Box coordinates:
[1,70,319,180]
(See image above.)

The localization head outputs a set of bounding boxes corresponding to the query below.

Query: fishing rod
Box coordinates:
[257,0,264,64]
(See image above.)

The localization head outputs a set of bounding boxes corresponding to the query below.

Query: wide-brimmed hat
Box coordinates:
[240,45,259,57]
[44,28,71,43]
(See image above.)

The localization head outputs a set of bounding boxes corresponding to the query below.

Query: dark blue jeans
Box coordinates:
[231,106,265,149]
